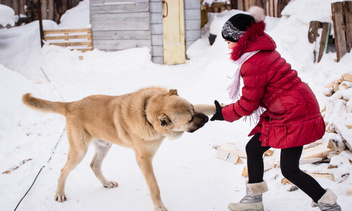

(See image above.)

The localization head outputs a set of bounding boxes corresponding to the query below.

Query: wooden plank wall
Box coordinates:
[150,0,163,64]
[90,0,151,51]
[90,0,201,64]
[0,0,81,23]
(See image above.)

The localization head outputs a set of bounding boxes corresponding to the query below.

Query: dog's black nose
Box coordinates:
[204,115,209,123]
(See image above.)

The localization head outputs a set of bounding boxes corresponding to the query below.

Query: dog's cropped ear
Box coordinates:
[159,115,172,127]
[168,89,178,96]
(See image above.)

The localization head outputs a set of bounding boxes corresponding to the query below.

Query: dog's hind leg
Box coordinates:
[55,127,89,202]
[90,139,118,188]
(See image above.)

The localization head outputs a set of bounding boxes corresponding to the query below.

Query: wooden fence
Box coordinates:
[202,0,291,17]
[0,0,81,24]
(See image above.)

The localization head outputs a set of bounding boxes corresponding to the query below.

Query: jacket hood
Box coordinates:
[231,21,277,61]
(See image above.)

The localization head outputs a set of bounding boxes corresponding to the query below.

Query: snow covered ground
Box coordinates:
[0,0,351,210]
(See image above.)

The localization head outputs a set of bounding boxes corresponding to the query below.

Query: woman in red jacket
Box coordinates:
[210,7,341,211]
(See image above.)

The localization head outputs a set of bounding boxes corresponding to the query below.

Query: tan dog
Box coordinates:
[22,87,210,211]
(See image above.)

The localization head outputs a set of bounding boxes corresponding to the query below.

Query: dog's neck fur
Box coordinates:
[143,95,154,129]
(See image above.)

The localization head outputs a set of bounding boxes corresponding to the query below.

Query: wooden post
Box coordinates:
[237,0,244,11]
[229,0,238,9]
[48,0,55,21]
[332,2,347,62]
[344,1,352,52]
[255,0,264,9]
[318,23,330,62]
[38,0,44,47]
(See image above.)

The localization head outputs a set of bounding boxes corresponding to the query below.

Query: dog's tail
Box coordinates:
[22,93,68,116]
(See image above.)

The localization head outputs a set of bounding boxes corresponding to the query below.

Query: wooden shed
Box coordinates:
[90,0,201,65]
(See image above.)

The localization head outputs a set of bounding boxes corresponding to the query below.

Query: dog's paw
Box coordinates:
[55,193,67,202]
[154,203,168,211]
[103,181,118,188]
[154,206,168,211]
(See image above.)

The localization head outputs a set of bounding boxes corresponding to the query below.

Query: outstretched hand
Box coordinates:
[210,100,224,121]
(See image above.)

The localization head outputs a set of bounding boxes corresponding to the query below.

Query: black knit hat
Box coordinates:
[221,6,265,42]
[221,14,255,42]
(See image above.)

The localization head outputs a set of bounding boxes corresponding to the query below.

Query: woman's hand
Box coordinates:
[210,100,224,121]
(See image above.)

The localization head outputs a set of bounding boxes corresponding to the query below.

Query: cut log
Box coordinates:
[214,143,247,158]
[327,139,346,152]
[338,173,350,183]
[326,124,336,133]
[281,177,292,185]
[334,83,340,93]
[340,83,350,90]
[241,162,277,178]
[264,149,274,157]
[304,140,323,149]
[242,166,248,177]
[332,122,352,151]
[2,158,32,174]
[342,73,352,82]
[302,143,333,159]
[282,172,335,185]
[327,165,338,169]
[215,143,274,164]
[215,150,244,165]
[307,172,335,181]
[214,143,246,164]
[324,79,342,89]
[347,184,352,195]
[300,157,323,165]
[281,178,299,191]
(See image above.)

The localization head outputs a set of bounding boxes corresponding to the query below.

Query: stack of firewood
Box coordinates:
[322,72,352,152]
[213,74,352,194]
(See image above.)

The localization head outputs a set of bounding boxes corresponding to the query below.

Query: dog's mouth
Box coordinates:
[187,112,209,133]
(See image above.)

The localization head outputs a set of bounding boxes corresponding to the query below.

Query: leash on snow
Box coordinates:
[14,128,65,211]
[14,68,66,211]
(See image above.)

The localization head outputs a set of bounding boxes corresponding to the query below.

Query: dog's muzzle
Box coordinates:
[188,112,209,133]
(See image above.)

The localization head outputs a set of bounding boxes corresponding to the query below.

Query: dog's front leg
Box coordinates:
[135,153,168,211]
[194,104,216,116]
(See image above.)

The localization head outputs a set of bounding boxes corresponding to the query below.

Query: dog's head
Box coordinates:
[147,89,209,139]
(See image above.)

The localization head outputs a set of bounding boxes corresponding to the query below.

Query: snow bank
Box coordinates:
[0,65,37,131]
[0,4,17,27]
[59,0,90,29]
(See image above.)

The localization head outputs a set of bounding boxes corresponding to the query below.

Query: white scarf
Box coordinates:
[227,50,264,125]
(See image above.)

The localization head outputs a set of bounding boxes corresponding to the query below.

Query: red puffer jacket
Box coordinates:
[221,21,325,149]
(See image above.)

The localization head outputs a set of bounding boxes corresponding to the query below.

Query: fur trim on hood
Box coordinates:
[231,21,275,61]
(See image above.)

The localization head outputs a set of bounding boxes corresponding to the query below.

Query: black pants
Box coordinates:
[246,133,326,202]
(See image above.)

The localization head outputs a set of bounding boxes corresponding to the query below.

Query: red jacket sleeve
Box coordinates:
[222,61,266,122]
